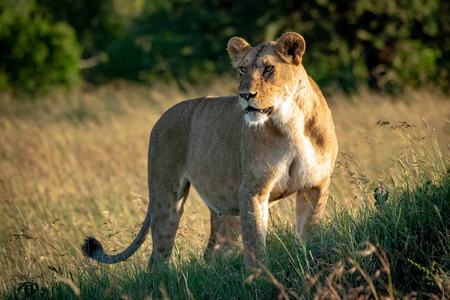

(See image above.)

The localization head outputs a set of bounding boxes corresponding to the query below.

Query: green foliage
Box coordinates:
[16,281,50,298]
[95,0,449,92]
[36,0,122,56]
[1,0,448,93]
[408,260,441,288]
[95,0,236,84]
[359,176,449,293]
[0,0,81,94]
[35,0,124,81]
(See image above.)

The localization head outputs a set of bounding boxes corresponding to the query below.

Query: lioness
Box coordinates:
[83,32,338,269]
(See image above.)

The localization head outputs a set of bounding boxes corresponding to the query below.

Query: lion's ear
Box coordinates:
[275,32,305,65]
[227,37,251,67]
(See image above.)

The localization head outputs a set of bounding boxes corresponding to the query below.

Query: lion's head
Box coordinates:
[227,32,308,126]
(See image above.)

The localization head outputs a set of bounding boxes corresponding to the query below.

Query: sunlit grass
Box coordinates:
[0,79,449,298]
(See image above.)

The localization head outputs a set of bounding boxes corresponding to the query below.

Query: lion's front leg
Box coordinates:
[238,187,269,267]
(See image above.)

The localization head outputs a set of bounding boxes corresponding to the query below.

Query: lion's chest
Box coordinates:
[292,134,328,186]
[267,134,330,200]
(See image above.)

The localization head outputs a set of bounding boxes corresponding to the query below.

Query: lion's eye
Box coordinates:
[239,67,248,75]
[264,66,274,73]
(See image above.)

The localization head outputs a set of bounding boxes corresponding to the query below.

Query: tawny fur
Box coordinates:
[82,32,338,270]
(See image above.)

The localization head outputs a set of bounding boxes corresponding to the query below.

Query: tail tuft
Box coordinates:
[82,237,104,259]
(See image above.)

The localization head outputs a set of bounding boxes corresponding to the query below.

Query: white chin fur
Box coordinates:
[244,112,269,126]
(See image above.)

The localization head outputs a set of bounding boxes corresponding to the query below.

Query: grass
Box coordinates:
[0,78,449,298]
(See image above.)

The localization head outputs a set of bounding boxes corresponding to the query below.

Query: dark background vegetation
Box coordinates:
[0,0,449,94]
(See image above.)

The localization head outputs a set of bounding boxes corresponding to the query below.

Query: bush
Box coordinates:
[0,0,81,94]
[35,0,124,82]
[96,0,449,93]
[1,0,449,94]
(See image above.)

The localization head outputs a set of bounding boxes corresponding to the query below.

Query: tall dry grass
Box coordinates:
[330,89,450,204]
[0,78,449,290]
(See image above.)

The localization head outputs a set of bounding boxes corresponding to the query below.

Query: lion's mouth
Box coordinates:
[245,106,274,115]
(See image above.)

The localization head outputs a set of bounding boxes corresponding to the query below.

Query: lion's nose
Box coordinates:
[239,92,258,101]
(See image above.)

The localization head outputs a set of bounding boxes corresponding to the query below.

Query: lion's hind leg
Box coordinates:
[148,178,190,272]
[295,180,330,237]
[204,209,241,261]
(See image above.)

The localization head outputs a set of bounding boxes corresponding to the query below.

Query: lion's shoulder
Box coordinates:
[307,76,324,97]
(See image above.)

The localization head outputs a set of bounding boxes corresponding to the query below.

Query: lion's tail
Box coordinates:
[82,212,151,264]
